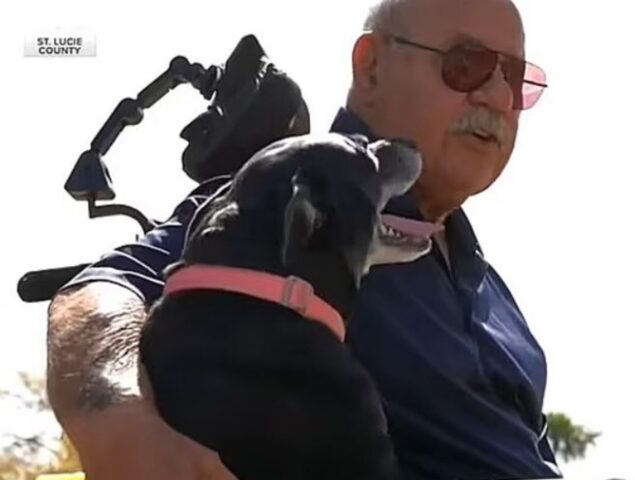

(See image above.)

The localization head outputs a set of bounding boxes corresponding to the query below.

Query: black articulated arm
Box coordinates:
[17,34,311,303]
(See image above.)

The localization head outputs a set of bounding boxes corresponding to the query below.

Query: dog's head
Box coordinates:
[184,133,438,315]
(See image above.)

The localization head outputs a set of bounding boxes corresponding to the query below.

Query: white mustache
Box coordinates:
[451,108,511,145]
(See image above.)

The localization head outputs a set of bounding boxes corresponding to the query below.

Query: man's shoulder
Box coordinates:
[180,174,233,243]
[165,174,234,232]
[182,174,234,205]
[58,174,234,303]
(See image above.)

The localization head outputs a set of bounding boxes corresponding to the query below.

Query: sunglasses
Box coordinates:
[385,33,548,110]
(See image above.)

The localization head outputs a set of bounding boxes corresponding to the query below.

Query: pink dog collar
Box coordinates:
[164,265,346,342]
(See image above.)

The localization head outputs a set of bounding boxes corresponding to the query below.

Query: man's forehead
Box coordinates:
[400,0,525,57]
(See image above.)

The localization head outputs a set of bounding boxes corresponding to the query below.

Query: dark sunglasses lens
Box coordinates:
[442,45,497,92]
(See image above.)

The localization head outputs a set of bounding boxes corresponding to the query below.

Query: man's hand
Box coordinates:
[66,399,238,480]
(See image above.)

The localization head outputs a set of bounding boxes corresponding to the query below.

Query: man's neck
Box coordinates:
[412,191,456,271]
[411,176,466,224]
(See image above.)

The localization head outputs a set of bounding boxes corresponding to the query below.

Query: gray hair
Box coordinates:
[363,0,412,32]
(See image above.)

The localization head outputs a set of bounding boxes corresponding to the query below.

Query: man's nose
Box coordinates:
[467,64,515,113]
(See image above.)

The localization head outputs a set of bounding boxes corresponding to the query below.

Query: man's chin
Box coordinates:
[451,148,508,195]
[443,170,501,201]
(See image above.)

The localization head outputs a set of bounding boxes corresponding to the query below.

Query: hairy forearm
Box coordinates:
[46,281,149,426]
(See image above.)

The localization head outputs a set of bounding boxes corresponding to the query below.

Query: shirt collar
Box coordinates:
[330,107,375,138]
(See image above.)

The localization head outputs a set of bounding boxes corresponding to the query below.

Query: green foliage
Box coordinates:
[547,412,601,463]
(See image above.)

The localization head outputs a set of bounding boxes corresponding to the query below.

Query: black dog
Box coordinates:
[140,133,438,480]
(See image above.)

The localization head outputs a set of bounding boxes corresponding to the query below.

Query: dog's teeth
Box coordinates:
[382,223,414,240]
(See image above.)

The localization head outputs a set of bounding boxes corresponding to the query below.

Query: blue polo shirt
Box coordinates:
[63,108,561,480]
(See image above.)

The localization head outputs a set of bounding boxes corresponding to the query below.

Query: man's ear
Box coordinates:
[281,171,323,267]
[352,32,382,93]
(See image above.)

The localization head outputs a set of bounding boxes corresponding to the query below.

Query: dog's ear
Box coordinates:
[281,171,323,266]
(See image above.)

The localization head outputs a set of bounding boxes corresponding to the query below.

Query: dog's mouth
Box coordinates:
[363,214,441,271]
[379,214,440,249]
[363,213,443,271]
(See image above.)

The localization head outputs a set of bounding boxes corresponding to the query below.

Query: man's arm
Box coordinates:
[47,176,232,416]
[45,178,236,479]
[47,282,237,480]
[47,281,147,425]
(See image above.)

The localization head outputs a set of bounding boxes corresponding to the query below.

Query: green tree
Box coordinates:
[547,411,601,463]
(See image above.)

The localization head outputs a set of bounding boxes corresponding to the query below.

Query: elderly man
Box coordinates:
[46,0,560,478]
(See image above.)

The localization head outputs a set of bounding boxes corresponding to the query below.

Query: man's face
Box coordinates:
[371,0,525,209]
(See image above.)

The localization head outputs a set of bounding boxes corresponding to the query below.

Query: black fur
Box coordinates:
[140,134,409,480]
